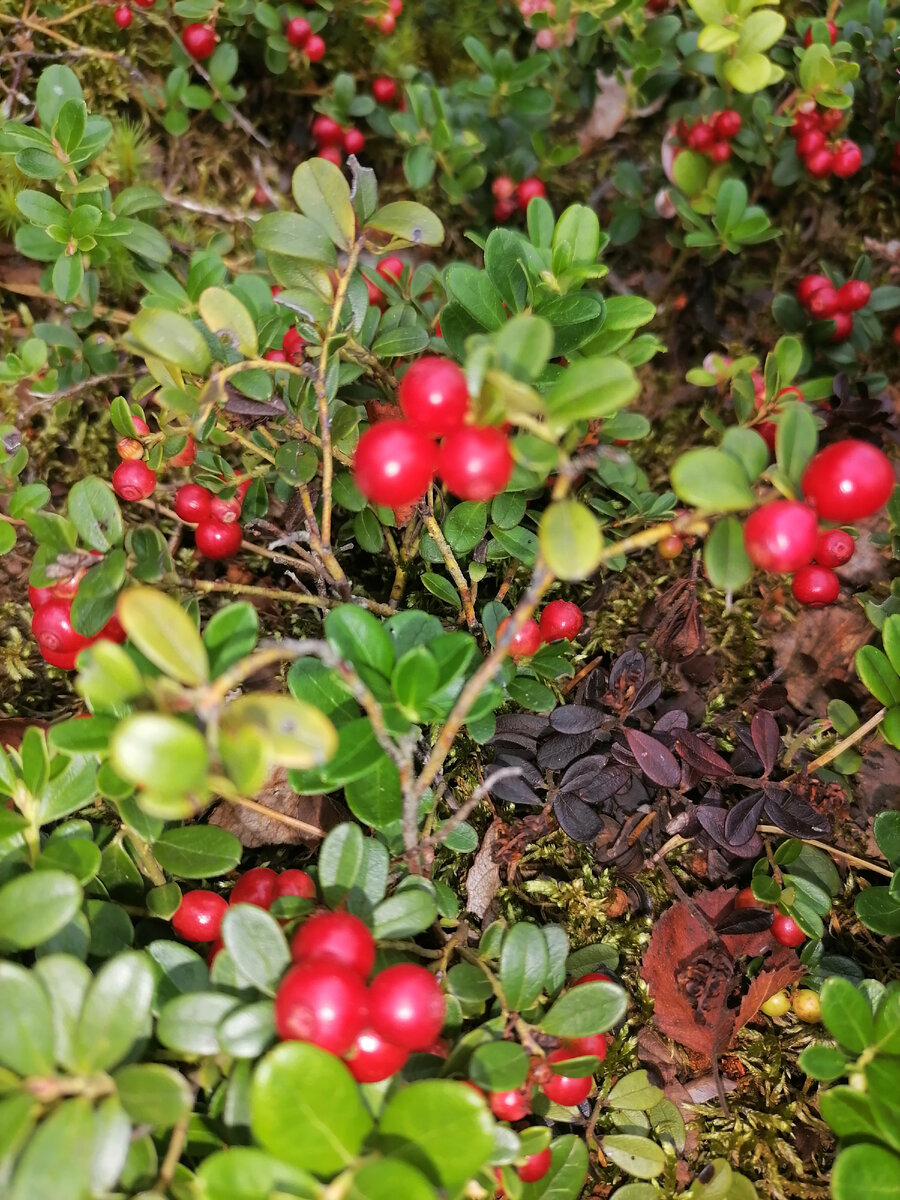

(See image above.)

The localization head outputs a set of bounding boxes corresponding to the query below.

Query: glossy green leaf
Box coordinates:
[67,476,123,552]
[291,159,355,250]
[72,951,154,1071]
[117,587,208,685]
[703,517,752,591]
[9,1097,94,1200]
[501,922,550,1010]
[221,905,289,994]
[198,287,259,357]
[600,1134,666,1179]
[0,871,82,951]
[0,963,55,1076]
[110,715,208,796]
[541,980,627,1037]
[130,308,211,374]
[367,201,444,249]
[538,500,603,581]
[114,1063,193,1129]
[671,447,755,511]
[153,826,241,878]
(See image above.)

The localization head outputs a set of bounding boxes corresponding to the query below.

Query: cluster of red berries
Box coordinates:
[30,555,126,670]
[173,478,250,561]
[743,439,894,605]
[672,109,742,164]
[497,600,585,659]
[353,356,514,507]
[789,106,861,181]
[491,176,548,222]
[263,319,306,365]
[112,414,194,504]
[285,16,326,62]
[309,114,365,168]
[735,887,807,948]
[363,0,403,35]
[796,273,870,343]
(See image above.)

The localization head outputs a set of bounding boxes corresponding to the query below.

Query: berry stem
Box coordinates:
[756,827,894,879]
[422,509,478,632]
[800,706,887,775]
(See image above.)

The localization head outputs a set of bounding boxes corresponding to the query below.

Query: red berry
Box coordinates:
[311,115,344,147]
[343,128,365,155]
[832,140,862,178]
[771,913,806,947]
[814,528,854,568]
[791,564,839,607]
[796,128,826,157]
[344,1027,409,1083]
[658,532,686,557]
[563,1032,608,1060]
[207,937,224,967]
[803,19,837,44]
[493,198,517,223]
[282,327,305,363]
[172,890,227,942]
[97,611,127,645]
[714,110,742,139]
[276,869,316,899]
[807,286,840,318]
[686,121,715,152]
[274,961,368,1054]
[836,280,871,311]
[133,0,155,7]
[398,357,469,437]
[112,460,156,502]
[32,600,92,659]
[497,617,542,660]
[304,33,326,60]
[743,500,818,573]
[489,1088,531,1121]
[113,5,132,27]
[797,274,832,308]
[492,175,516,201]
[195,519,243,560]
[285,16,311,46]
[169,435,197,467]
[516,177,547,208]
[367,963,446,1051]
[820,108,844,132]
[317,146,343,167]
[709,141,731,163]
[210,494,242,524]
[353,421,437,507]
[181,23,217,59]
[802,440,895,522]
[372,76,398,104]
[790,111,817,137]
[264,349,288,362]
[437,426,513,501]
[377,11,396,33]
[40,647,78,670]
[542,1050,593,1105]
[734,886,766,909]
[804,149,834,179]
[291,911,375,977]
[519,1148,553,1183]
[539,599,584,642]
[230,866,278,909]
[174,484,212,524]
[376,255,405,285]
[128,417,149,436]
[28,583,54,610]
[388,0,403,12]
[573,971,614,985]
[828,311,854,342]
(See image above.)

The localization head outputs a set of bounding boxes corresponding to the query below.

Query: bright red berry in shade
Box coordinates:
[802,440,895,522]
[353,421,437,508]
[172,890,228,942]
[709,141,731,163]
[805,148,834,179]
[791,564,840,607]
[133,0,155,7]
[181,23,217,58]
[274,961,369,1054]
[169,435,197,467]
[814,528,854,568]
[542,1050,593,1106]
[113,6,132,27]
[389,0,403,12]
[797,274,831,307]
[771,913,806,947]
[99,611,127,644]
[32,600,92,659]
[275,869,316,899]
[489,1088,531,1121]
[573,971,614,985]
[564,1032,608,1060]
[317,145,343,166]
[126,415,149,437]
[398,357,469,437]
[28,583,54,610]
[365,276,385,307]
[832,140,862,178]
[41,647,78,670]
[743,500,818,573]
[368,964,446,1050]
[497,617,542,659]
[285,16,311,46]
[492,175,516,201]
[493,198,517,223]
[372,76,398,104]
[828,311,853,343]
[789,111,816,137]
[311,115,344,146]
[376,255,404,285]
[291,911,375,977]
[803,19,837,44]
[539,599,584,642]
[195,519,243,560]
[819,107,844,132]
[518,1148,553,1183]
[796,128,826,158]
[836,280,870,311]
[734,886,767,909]
[112,460,156,502]
[174,483,212,524]
[377,11,396,32]
[264,349,288,362]
[516,177,547,208]
[210,494,242,524]
[807,285,840,319]
[339,130,362,158]
[282,327,305,363]
[207,937,224,967]
[714,109,742,139]
[304,33,326,60]
[686,121,715,152]
[344,1027,409,1083]
[437,425,513,502]
[230,866,278,909]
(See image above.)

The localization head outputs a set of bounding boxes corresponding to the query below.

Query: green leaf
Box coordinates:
[671,447,754,511]
[538,501,604,581]
[882,616,900,678]
[157,992,237,1055]
[218,1001,276,1058]
[724,51,778,94]
[251,1042,374,1175]
[721,427,769,482]
[198,287,259,357]
[0,963,55,1075]
[392,646,439,721]
[203,602,259,677]
[855,646,900,707]
[0,870,82,950]
[607,1071,665,1112]
[500,922,550,1010]
[117,587,209,685]
[253,212,336,265]
[797,1044,849,1081]
[444,264,506,330]
[66,476,123,552]
[113,1063,193,1129]
[875,811,900,868]
[521,1135,588,1199]
[317,822,366,908]
[153,826,242,878]
[544,358,639,430]
[36,65,83,129]
[469,1040,530,1092]
[72,951,154,1071]
[52,254,84,303]
[372,887,438,939]
[221,694,337,770]
[856,886,900,936]
[348,1159,435,1200]
[372,326,430,358]
[325,605,394,678]
[198,1147,317,1200]
[600,1135,666,1179]
[367,201,444,249]
[832,1144,900,1200]
[291,159,355,250]
[345,753,402,829]
[703,517,752,591]
[445,502,488,554]
[32,955,91,1071]
[552,204,601,274]
[776,402,817,485]
[130,308,211,374]
[541,980,627,1037]
[9,1097,94,1200]
[221,905,290,995]
[110,714,208,796]
[16,189,69,227]
[738,9,786,53]
[422,572,463,609]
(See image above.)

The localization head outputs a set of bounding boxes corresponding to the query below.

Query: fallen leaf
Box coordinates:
[466,819,502,922]
[208,768,340,847]
[735,955,804,1029]
[771,603,873,714]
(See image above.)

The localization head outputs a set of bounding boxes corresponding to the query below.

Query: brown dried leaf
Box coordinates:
[735,953,805,1029]
[771,603,873,714]
[465,819,502,921]
[208,769,339,847]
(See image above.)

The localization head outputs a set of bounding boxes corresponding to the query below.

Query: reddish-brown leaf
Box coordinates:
[624,728,681,788]
[736,954,805,1028]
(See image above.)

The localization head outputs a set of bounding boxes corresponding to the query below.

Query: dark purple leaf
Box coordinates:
[491,733,540,755]
[653,710,689,735]
[553,793,605,842]
[695,807,762,858]
[224,392,288,418]
[630,679,662,714]
[582,668,609,705]
[679,761,703,792]
[537,732,597,772]
[750,711,780,776]
[608,650,645,708]
[763,794,831,839]
[560,754,609,789]
[716,907,774,936]
[495,714,551,738]
[623,728,681,788]
[729,743,763,777]
[494,755,544,788]
[671,729,732,779]
[488,774,543,806]
[757,684,788,710]
[724,791,765,846]
[549,705,608,735]
[577,766,634,806]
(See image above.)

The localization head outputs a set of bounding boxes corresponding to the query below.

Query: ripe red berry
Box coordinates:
[276,870,316,899]
[714,110,742,139]
[563,1032,608,1060]
[343,128,365,156]
[832,140,862,178]
[174,484,212,524]
[489,1088,531,1121]
[311,115,344,147]
[804,149,834,179]
[32,600,92,659]
[98,612,127,644]
[169,435,197,467]
[658,533,685,558]
[282,327,305,363]
[113,6,132,27]
[353,421,437,507]
[172,890,227,942]
[836,280,870,311]
[519,1148,553,1183]
[398,357,469,437]
[210,494,242,524]
[814,528,854,568]
[687,121,715,152]
[264,349,288,362]
[492,175,516,201]
[803,19,837,44]
[376,255,404,285]
[317,145,343,166]
[771,913,806,947]
[388,0,403,12]
[195,519,243,560]
[367,963,446,1051]
[791,564,840,607]
[493,198,518,223]
[28,583,54,610]
[796,128,826,158]
[807,286,840,318]
[820,108,844,132]
[734,886,767,909]
[129,416,151,436]
[802,440,895,522]
[437,426,513,501]
[230,866,278,909]
[497,617,542,659]
[377,11,396,33]
[304,33,326,60]
[743,500,818,573]
[516,177,546,208]
[274,961,368,1054]
[181,23,217,59]
[573,971,614,985]
[542,1050,593,1106]
[344,1027,409,1083]
[828,311,853,342]
[133,0,155,7]
[709,141,731,164]
[797,274,831,308]
[539,600,584,642]
[372,76,398,104]
[291,911,375,977]
[112,460,156,502]
[790,111,817,137]
[285,16,311,46]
